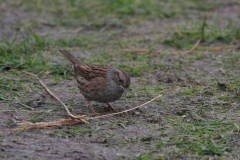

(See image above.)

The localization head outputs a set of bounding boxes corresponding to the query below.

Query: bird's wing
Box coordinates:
[59,49,110,81]
[84,65,110,80]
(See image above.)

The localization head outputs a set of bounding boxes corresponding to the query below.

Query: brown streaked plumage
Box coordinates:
[59,49,130,115]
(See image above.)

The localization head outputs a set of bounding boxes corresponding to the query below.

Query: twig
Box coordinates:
[113,39,201,55]
[5,94,162,131]
[23,71,89,124]
[7,118,84,131]
[113,49,168,54]
[173,38,201,55]
[197,44,239,51]
[174,28,183,36]
[88,94,162,120]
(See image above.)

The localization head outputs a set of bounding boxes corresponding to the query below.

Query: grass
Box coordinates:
[1,0,240,159]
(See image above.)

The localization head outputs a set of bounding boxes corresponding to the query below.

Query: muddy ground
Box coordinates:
[1,0,240,159]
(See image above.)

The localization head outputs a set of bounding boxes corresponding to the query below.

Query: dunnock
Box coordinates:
[59,49,130,115]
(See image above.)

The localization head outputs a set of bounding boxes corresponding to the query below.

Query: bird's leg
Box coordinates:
[87,101,100,115]
[105,103,119,111]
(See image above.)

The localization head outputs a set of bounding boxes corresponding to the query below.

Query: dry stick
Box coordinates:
[113,39,202,55]
[88,94,162,120]
[202,44,239,51]
[174,38,201,55]
[8,119,83,132]
[23,71,89,124]
[6,94,162,131]
[174,28,183,36]
[113,49,167,54]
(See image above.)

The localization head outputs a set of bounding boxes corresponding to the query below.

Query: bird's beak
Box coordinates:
[120,85,127,95]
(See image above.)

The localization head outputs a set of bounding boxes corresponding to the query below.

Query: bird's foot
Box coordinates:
[105,103,119,112]
[88,101,100,115]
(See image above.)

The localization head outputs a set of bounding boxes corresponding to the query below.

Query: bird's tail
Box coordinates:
[59,49,81,65]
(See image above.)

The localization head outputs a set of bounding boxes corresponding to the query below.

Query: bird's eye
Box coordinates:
[119,79,122,82]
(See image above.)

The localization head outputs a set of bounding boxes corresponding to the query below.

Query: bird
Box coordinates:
[59,49,130,115]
